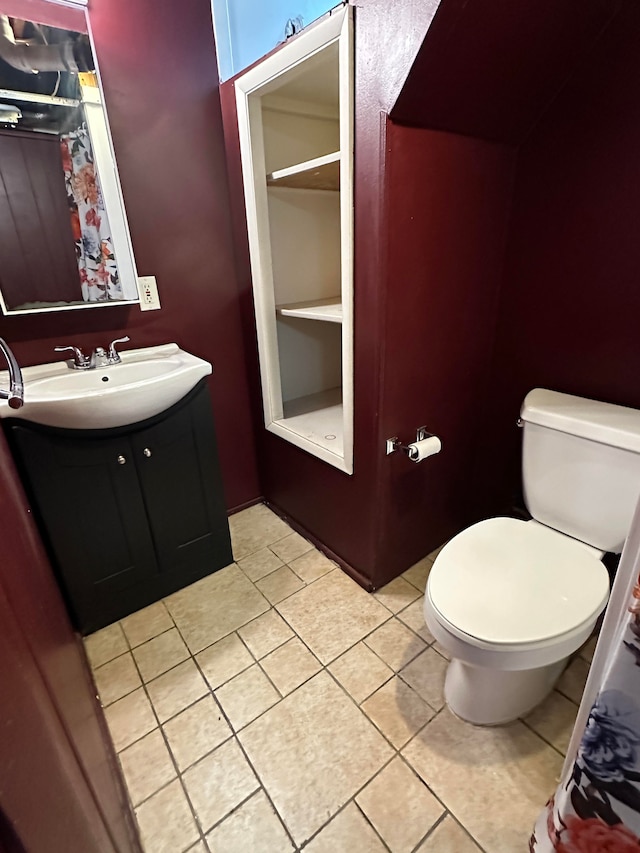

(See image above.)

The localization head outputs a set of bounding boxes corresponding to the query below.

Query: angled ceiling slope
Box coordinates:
[390,0,623,145]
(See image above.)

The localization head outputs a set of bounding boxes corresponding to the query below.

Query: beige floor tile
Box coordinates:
[524,690,579,755]
[397,597,435,643]
[362,677,435,749]
[237,547,284,582]
[288,548,336,583]
[239,671,393,846]
[557,656,590,704]
[229,503,292,560]
[120,602,174,648]
[185,844,207,853]
[402,556,433,592]
[579,634,598,663]
[374,576,421,614]
[135,778,199,853]
[146,659,209,723]
[328,642,394,704]
[269,531,313,563]
[196,633,254,689]
[132,628,190,683]
[432,641,451,660]
[104,687,157,752]
[428,544,446,561]
[365,618,427,672]
[416,815,482,852]
[93,652,141,706]
[165,565,269,654]
[357,757,444,853]
[84,623,128,669]
[305,803,387,853]
[403,708,563,853]
[182,738,259,833]
[205,790,294,853]
[276,571,390,665]
[215,664,280,730]
[261,638,322,696]
[163,694,232,771]
[400,648,448,710]
[119,730,176,806]
[256,566,305,604]
[238,610,294,659]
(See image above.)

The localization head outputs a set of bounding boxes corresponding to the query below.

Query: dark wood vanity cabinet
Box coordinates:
[5,380,232,634]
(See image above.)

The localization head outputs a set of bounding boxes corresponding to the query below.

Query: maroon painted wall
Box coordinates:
[0,0,260,512]
[473,1,640,517]
[391,0,618,145]
[221,0,445,587]
[0,429,140,851]
[376,123,514,575]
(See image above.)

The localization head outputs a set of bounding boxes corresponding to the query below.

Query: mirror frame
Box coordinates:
[0,0,140,315]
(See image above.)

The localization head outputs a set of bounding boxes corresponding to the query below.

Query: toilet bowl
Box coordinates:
[424,517,608,724]
[423,388,640,726]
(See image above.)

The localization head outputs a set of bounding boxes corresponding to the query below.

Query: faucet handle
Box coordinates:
[107,336,130,363]
[54,345,92,370]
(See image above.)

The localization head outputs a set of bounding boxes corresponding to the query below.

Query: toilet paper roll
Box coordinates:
[407,435,442,462]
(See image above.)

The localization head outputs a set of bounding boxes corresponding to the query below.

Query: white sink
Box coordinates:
[0,344,212,429]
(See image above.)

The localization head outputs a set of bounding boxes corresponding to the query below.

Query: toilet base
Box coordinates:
[444,657,567,726]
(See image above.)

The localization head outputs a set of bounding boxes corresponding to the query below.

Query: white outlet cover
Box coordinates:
[138,275,161,311]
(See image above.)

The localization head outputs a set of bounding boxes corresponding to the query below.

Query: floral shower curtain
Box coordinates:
[531,497,640,852]
[60,125,122,302]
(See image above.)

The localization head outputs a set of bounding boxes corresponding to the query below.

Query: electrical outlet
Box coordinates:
[138,275,161,311]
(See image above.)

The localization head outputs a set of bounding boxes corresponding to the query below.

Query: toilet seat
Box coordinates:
[428,517,609,647]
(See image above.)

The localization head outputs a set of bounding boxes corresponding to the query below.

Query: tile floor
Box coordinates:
[85,504,594,853]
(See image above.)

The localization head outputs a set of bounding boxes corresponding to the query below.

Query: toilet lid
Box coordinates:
[428,517,610,645]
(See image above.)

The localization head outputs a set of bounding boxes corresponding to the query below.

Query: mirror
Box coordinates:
[0,7,139,314]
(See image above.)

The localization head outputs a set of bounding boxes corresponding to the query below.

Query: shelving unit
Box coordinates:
[277,297,342,323]
[236,8,353,473]
[267,151,340,191]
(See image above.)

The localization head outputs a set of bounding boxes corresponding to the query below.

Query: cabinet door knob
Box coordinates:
[117,455,127,465]
[143,448,152,458]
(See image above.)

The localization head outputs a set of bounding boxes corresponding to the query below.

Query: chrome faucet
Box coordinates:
[0,337,24,409]
[55,336,130,370]
[54,344,93,370]
[93,336,130,368]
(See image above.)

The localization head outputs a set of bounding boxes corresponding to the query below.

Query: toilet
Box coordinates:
[424,388,640,725]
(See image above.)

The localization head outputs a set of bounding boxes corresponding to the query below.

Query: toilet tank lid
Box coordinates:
[521,388,640,453]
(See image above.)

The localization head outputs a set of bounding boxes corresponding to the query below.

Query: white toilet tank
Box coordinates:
[520,389,640,553]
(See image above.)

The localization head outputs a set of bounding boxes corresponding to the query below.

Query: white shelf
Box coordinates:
[275,387,344,456]
[267,151,340,191]
[277,297,342,323]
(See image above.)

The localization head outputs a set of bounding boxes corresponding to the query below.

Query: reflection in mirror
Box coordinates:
[0,10,139,314]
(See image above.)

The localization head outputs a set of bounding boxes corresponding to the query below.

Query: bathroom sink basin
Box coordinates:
[0,343,212,429]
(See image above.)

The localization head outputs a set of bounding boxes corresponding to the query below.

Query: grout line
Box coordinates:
[519,718,569,760]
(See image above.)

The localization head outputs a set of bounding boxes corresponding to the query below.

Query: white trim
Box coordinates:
[235,8,346,97]
[81,86,139,301]
[235,6,354,474]
[0,300,139,316]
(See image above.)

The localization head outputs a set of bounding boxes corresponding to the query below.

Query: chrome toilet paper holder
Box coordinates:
[386,426,433,456]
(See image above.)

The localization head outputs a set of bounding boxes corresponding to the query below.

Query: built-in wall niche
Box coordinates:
[236,7,353,473]
[0,6,139,314]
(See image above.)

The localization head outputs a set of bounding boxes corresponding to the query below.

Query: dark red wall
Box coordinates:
[0,430,140,851]
[377,123,514,574]
[0,0,260,512]
[221,0,444,587]
[473,1,640,516]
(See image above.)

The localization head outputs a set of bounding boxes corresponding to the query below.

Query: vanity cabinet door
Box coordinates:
[8,426,158,632]
[5,382,233,634]
[129,383,232,581]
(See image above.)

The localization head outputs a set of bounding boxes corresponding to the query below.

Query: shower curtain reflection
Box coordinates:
[60,124,121,302]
